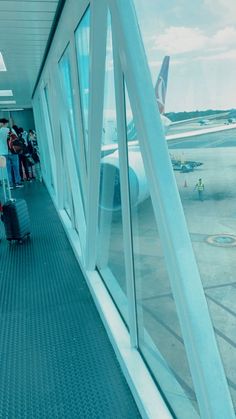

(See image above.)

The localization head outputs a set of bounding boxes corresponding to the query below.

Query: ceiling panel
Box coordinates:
[0,11,56,21]
[0,21,53,28]
[0,1,58,12]
[0,0,60,109]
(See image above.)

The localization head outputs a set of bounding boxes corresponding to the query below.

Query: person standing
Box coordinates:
[0,118,23,189]
[17,127,31,182]
[195,178,204,201]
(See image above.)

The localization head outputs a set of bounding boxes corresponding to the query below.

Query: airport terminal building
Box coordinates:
[0,0,236,418]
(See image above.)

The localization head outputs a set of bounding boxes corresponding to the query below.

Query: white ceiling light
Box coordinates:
[0,100,16,104]
[0,52,6,71]
[0,90,13,96]
[1,108,24,111]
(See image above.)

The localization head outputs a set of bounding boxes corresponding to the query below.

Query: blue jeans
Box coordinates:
[198,190,204,201]
[5,154,21,186]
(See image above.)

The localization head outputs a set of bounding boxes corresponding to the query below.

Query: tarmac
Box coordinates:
[100,123,236,415]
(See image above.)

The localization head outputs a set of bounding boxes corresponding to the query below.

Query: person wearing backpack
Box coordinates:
[0,118,23,189]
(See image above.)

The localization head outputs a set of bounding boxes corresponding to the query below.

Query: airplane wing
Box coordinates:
[168,111,230,126]
[166,121,236,140]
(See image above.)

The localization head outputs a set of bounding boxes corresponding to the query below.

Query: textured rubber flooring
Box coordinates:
[0,181,141,418]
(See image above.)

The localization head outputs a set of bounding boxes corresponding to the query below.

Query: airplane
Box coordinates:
[124,55,171,141]
[101,56,171,154]
[99,56,235,211]
[100,56,173,211]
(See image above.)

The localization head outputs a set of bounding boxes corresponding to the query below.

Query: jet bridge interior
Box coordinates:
[0,0,236,418]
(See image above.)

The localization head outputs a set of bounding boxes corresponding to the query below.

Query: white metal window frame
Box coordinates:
[32,0,235,417]
[107,0,234,418]
[112,27,138,348]
[50,60,86,254]
[49,0,89,211]
[85,0,107,268]
[38,83,57,196]
[57,40,88,211]
[56,44,82,228]
[38,41,87,250]
[68,33,88,206]
[33,1,173,415]
[32,97,47,182]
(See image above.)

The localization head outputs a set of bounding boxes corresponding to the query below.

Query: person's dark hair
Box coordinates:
[18,127,24,133]
[0,118,9,124]
[12,125,20,134]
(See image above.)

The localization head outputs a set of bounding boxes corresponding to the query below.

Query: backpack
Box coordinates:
[7,130,23,154]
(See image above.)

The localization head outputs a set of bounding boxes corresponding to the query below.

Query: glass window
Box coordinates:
[125,89,199,417]
[97,13,129,325]
[58,45,85,215]
[58,46,76,144]
[59,128,71,217]
[133,0,236,410]
[75,8,90,154]
[42,86,54,189]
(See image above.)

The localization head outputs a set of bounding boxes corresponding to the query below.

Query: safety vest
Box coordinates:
[197,182,204,191]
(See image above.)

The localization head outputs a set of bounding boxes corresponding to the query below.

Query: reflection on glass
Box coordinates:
[75,8,90,152]
[133,0,235,409]
[44,86,53,130]
[58,44,85,213]
[97,13,128,325]
[58,47,76,143]
[169,102,236,411]
[59,131,71,217]
[43,86,54,189]
[125,89,199,417]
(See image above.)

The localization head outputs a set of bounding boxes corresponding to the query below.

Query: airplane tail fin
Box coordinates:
[155,56,170,115]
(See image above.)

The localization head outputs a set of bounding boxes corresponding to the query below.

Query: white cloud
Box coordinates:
[152,25,236,58]
[149,59,183,69]
[153,27,208,54]
[212,26,236,46]
[204,0,236,23]
[195,49,236,62]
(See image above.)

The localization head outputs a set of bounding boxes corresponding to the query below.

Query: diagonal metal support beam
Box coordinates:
[107,0,235,417]
[85,0,108,269]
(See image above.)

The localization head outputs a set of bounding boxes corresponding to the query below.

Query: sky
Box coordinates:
[133,0,236,112]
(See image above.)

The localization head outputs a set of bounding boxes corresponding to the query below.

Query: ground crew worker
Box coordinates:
[194,178,204,201]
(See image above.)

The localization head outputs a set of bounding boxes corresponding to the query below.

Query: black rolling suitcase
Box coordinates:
[0,156,30,243]
[2,199,30,243]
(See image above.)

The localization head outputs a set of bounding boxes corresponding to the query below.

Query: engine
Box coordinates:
[99,147,149,211]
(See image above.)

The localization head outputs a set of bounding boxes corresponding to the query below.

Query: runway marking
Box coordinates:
[205,282,236,290]
[141,336,197,400]
[206,293,236,317]
[142,292,173,301]
[214,327,236,349]
[142,302,183,343]
[143,302,236,391]
[168,139,192,147]
[202,136,230,148]
[168,130,236,149]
